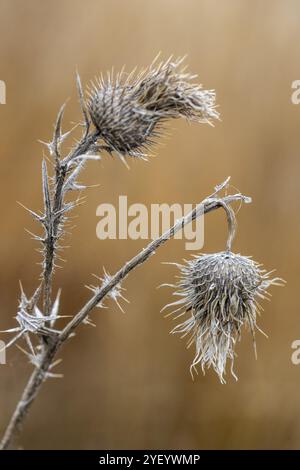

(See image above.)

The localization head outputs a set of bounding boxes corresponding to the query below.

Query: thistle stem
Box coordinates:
[0,189,250,450]
[215,199,237,252]
[42,130,100,316]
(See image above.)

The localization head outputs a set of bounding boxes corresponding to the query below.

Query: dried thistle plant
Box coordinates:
[0,56,281,450]
[0,56,223,450]
[163,202,284,383]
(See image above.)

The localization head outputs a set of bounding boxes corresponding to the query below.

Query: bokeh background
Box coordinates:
[0,0,299,450]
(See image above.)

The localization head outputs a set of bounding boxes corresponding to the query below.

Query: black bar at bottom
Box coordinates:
[0,450,299,466]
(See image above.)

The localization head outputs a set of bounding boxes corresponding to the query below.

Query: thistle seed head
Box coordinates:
[165,251,284,383]
[86,57,219,160]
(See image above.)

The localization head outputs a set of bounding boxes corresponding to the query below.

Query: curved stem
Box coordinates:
[216,199,237,252]
[0,189,250,450]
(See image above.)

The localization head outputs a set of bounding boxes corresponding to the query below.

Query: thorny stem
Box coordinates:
[42,130,100,316]
[0,339,60,450]
[0,188,250,450]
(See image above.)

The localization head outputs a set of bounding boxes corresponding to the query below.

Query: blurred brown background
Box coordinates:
[0,0,299,450]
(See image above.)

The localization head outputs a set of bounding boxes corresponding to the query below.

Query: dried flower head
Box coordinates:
[86,56,219,160]
[163,201,284,383]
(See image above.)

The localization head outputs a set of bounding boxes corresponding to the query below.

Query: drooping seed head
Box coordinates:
[164,251,284,383]
[86,57,219,160]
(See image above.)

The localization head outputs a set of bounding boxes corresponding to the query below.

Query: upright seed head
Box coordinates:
[86,56,219,160]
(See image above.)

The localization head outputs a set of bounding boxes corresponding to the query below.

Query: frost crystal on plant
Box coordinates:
[86,56,219,160]
[0,285,65,357]
[163,251,284,383]
[86,268,129,313]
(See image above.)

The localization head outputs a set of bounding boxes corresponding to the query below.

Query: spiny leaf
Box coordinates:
[53,102,67,161]
[63,160,85,192]
[76,70,90,135]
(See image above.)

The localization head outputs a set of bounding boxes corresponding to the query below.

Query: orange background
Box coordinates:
[0,0,299,449]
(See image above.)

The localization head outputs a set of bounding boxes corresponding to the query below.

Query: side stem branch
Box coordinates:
[0,190,249,450]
